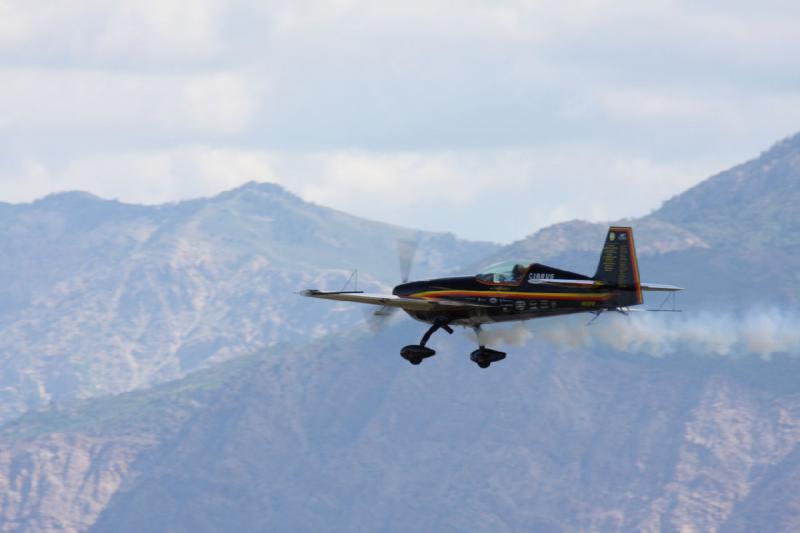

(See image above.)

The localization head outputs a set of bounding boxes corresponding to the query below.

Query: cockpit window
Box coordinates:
[476,261,529,284]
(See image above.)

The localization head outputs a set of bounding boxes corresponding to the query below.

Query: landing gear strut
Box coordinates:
[400,318,453,365]
[469,325,506,369]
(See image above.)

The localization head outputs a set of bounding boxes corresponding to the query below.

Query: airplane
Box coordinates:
[302,226,682,368]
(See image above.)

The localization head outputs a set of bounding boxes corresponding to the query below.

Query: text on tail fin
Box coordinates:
[594,227,643,306]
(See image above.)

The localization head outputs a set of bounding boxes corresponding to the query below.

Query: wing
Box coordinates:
[300,290,488,311]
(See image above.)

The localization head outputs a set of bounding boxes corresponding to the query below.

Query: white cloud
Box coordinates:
[0,0,798,240]
[591,87,800,141]
[0,147,723,242]
[0,0,224,65]
[598,90,716,121]
[2,148,273,205]
[0,68,256,141]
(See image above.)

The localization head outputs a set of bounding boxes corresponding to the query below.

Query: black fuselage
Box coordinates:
[392,263,629,327]
[301,226,677,368]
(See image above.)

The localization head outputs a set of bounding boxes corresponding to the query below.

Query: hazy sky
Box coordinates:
[1,0,799,242]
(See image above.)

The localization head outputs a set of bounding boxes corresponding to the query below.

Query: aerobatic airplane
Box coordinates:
[302,227,682,368]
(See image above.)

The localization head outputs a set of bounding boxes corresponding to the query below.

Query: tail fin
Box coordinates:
[593,227,643,307]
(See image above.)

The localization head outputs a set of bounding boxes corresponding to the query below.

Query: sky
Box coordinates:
[1,0,799,243]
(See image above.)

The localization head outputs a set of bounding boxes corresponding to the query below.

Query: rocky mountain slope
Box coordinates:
[655,133,800,249]
[1,133,800,532]
[3,325,800,532]
[482,132,800,309]
[0,183,498,423]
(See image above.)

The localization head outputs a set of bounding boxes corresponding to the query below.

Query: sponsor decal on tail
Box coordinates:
[593,227,643,306]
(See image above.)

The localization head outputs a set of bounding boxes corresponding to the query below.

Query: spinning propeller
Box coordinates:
[365,238,419,332]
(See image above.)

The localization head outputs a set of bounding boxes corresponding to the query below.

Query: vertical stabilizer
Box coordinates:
[593,227,643,306]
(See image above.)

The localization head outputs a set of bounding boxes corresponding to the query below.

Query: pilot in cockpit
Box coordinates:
[511,264,525,281]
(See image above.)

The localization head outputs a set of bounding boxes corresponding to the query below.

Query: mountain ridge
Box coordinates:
[0,181,499,423]
[5,320,800,532]
[2,133,800,531]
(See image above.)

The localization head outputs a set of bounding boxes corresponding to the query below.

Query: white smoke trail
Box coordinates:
[465,322,533,347]
[466,310,800,359]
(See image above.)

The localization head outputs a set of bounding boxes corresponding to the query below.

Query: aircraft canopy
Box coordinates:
[476,261,529,284]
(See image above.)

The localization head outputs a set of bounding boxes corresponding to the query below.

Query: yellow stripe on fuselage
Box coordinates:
[410,290,612,301]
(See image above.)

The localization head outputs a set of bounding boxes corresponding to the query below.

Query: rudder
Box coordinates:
[593,227,643,306]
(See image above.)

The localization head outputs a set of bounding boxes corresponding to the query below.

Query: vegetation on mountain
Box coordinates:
[2,134,800,531]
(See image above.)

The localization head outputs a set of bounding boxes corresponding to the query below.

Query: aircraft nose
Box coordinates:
[393,281,421,296]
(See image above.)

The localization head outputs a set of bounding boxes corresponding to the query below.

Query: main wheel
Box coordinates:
[401,345,436,365]
[477,361,490,369]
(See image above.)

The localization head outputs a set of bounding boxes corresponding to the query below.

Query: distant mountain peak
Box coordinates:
[651,131,800,248]
[214,181,300,202]
[236,180,287,193]
[487,132,800,262]
[34,190,105,206]
[761,131,800,158]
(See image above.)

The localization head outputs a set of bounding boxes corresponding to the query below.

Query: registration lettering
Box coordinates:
[528,273,555,282]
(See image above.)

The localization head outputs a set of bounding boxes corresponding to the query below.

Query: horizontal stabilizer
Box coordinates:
[640,283,683,292]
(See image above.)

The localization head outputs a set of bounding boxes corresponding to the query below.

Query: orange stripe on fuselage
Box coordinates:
[410,290,612,301]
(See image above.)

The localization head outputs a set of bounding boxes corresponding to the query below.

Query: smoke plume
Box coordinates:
[466,310,800,359]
